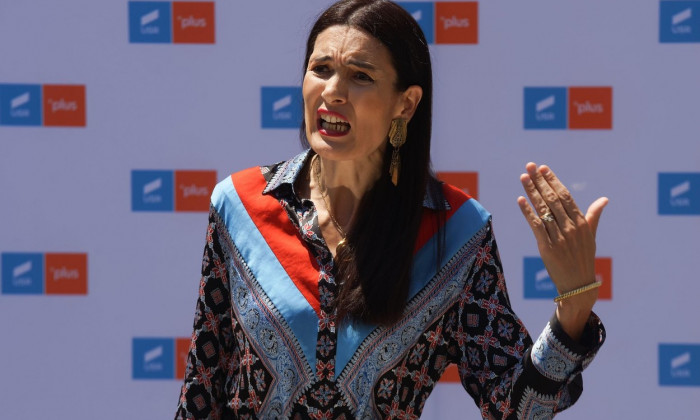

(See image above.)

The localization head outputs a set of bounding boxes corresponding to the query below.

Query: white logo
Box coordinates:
[671,8,693,34]
[571,182,587,192]
[180,183,209,198]
[535,268,554,291]
[670,352,693,378]
[672,8,692,26]
[273,95,292,112]
[13,261,32,278]
[12,261,33,287]
[178,15,207,29]
[412,10,423,22]
[140,10,160,34]
[536,95,555,113]
[50,267,79,282]
[144,346,163,363]
[670,180,691,207]
[671,181,690,198]
[671,352,691,370]
[272,94,294,121]
[441,15,469,30]
[143,178,162,195]
[48,98,77,113]
[142,345,165,371]
[11,92,30,109]
[141,9,159,26]
[572,101,604,115]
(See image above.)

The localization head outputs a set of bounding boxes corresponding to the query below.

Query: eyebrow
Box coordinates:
[310,55,377,71]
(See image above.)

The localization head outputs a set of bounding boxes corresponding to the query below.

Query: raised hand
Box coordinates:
[517,162,608,341]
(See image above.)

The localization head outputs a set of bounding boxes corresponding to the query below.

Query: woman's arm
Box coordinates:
[175,209,236,419]
[446,226,605,419]
[517,163,608,341]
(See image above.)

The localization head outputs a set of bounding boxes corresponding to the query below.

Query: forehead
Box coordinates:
[311,25,394,68]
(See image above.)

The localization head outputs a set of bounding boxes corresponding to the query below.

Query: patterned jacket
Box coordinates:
[175,150,605,419]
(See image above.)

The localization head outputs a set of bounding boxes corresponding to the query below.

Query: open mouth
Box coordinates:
[318,110,351,136]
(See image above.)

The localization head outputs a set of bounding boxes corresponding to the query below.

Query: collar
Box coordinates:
[262,149,450,211]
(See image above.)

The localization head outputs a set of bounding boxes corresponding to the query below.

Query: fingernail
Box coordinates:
[541,167,549,175]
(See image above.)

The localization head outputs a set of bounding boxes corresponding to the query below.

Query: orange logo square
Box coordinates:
[172,2,215,44]
[175,170,217,212]
[175,337,191,379]
[42,85,86,127]
[594,257,612,300]
[437,171,479,200]
[44,253,88,295]
[568,87,612,129]
[435,2,478,44]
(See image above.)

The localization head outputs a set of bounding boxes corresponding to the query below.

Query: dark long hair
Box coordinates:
[301,0,444,326]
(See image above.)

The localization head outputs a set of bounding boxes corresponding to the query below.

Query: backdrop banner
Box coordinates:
[1,1,699,418]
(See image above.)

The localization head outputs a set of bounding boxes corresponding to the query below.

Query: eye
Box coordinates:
[311,65,331,76]
[355,72,374,83]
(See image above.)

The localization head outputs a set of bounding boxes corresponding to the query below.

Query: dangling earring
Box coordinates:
[388,118,407,186]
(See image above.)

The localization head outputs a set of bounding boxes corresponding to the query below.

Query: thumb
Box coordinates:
[586,197,609,239]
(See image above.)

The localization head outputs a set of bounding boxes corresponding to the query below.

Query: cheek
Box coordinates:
[356,98,392,133]
[302,80,319,125]
[303,73,325,95]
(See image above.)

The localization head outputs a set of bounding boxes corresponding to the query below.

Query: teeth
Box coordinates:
[321,121,350,133]
[322,114,347,124]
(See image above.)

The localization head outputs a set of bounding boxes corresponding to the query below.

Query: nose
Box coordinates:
[321,74,347,104]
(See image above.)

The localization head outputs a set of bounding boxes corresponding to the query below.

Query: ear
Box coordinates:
[395,85,423,122]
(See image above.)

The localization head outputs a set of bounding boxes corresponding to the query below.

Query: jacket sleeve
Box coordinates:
[445,222,605,419]
[175,208,236,419]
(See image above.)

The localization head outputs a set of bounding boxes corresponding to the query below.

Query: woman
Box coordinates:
[176,1,607,418]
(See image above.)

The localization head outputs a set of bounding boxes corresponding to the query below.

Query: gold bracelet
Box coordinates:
[553,281,603,303]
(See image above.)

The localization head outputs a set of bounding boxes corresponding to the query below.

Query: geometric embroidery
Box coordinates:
[516,386,559,420]
[531,323,580,382]
[175,151,606,419]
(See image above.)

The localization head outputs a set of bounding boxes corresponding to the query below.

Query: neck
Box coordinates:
[311,151,383,229]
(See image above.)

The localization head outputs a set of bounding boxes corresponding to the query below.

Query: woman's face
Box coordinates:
[303,25,406,162]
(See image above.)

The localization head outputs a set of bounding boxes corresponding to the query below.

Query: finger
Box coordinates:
[517,195,551,246]
[521,167,553,217]
[526,163,570,231]
[538,165,586,224]
[520,172,561,240]
[585,197,609,239]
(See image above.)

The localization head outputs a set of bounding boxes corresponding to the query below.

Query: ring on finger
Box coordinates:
[540,212,555,222]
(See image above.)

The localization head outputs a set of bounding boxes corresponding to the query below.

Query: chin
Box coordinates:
[309,134,353,157]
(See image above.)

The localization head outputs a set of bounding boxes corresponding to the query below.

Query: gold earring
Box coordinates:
[388,118,407,186]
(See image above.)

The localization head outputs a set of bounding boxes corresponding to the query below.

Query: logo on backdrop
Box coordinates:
[524,87,612,130]
[0,84,41,126]
[0,84,86,127]
[658,173,700,215]
[659,344,700,386]
[129,1,215,44]
[132,337,190,379]
[397,2,478,44]
[524,257,612,300]
[523,88,567,130]
[660,1,700,43]
[261,87,303,129]
[398,2,435,44]
[1,253,88,295]
[131,170,216,212]
[437,171,479,200]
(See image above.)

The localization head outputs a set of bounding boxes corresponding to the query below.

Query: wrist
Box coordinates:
[555,288,597,341]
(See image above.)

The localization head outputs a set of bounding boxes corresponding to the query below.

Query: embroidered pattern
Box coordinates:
[516,386,559,420]
[531,323,581,382]
[175,151,606,419]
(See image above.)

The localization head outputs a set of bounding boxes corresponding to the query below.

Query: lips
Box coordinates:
[317,109,351,137]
